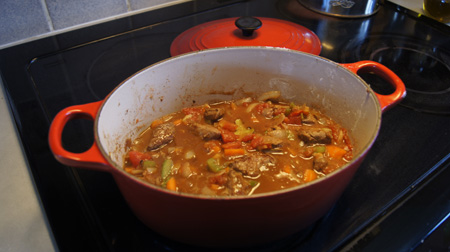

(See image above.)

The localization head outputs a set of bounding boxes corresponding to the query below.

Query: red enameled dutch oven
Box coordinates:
[170,16,322,56]
[49,47,405,247]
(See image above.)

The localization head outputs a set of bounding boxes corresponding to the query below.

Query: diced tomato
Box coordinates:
[209,173,228,186]
[285,116,302,125]
[284,109,306,125]
[289,109,307,117]
[218,120,238,131]
[220,129,238,143]
[250,135,264,149]
[273,107,286,116]
[182,106,205,115]
[222,141,242,149]
[241,134,255,142]
[128,151,152,167]
[182,106,205,122]
[255,102,270,114]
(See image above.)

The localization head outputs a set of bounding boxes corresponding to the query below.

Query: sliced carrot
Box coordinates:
[210,183,220,190]
[283,165,292,174]
[230,102,237,110]
[303,169,317,183]
[224,148,245,156]
[166,177,177,191]
[212,145,222,154]
[173,119,183,126]
[124,167,133,173]
[326,145,347,159]
[218,120,238,131]
[151,118,164,128]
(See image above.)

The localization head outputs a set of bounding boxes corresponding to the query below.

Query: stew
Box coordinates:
[123,91,353,196]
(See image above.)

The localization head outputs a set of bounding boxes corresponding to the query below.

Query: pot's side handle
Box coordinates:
[340,61,406,112]
[48,100,111,173]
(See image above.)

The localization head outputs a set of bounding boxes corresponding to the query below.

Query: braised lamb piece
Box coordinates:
[190,123,222,140]
[147,122,175,151]
[229,153,275,177]
[297,128,332,145]
[204,107,225,122]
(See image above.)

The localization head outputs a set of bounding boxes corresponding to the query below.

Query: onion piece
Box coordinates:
[180,162,193,178]
[267,129,286,139]
[146,167,157,174]
[257,91,281,101]
[235,97,253,105]
[185,150,196,159]
[246,102,259,113]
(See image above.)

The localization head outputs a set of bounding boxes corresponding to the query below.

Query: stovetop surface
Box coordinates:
[1,0,450,251]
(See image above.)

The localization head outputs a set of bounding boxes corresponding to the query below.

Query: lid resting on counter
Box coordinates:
[170,16,321,56]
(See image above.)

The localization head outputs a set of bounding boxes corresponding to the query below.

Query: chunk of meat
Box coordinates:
[298,127,332,144]
[302,113,317,125]
[260,135,283,147]
[190,123,221,140]
[313,152,328,171]
[261,107,285,119]
[261,107,275,118]
[204,108,225,122]
[229,153,275,177]
[226,170,252,196]
[147,122,175,150]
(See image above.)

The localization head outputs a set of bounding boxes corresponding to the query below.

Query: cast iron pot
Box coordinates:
[49,47,405,247]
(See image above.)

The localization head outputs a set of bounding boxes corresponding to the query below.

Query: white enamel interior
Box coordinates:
[95,47,381,169]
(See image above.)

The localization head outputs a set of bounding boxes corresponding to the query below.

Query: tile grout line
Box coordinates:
[40,0,55,32]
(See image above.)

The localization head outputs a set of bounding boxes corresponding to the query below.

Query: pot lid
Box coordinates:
[170,16,321,56]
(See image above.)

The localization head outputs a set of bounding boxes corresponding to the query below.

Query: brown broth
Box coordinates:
[124,95,353,196]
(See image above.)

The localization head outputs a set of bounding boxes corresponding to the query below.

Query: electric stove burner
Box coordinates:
[341,35,450,114]
[369,47,450,95]
[87,33,175,100]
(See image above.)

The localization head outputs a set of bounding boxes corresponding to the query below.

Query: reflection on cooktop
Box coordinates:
[342,34,450,114]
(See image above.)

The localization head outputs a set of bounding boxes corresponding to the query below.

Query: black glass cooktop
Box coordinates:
[1,0,449,251]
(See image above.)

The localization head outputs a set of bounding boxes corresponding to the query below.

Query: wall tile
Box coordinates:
[0,0,51,46]
[45,0,128,30]
[128,0,180,11]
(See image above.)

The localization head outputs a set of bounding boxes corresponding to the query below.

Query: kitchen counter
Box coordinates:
[389,0,450,25]
[389,0,424,15]
[0,79,56,252]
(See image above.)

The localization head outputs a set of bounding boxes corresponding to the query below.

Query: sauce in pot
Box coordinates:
[123,91,353,196]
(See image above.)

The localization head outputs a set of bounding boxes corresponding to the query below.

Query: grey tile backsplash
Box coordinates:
[0,0,185,49]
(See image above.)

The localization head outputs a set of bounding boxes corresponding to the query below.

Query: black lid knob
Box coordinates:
[235,16,262,37]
